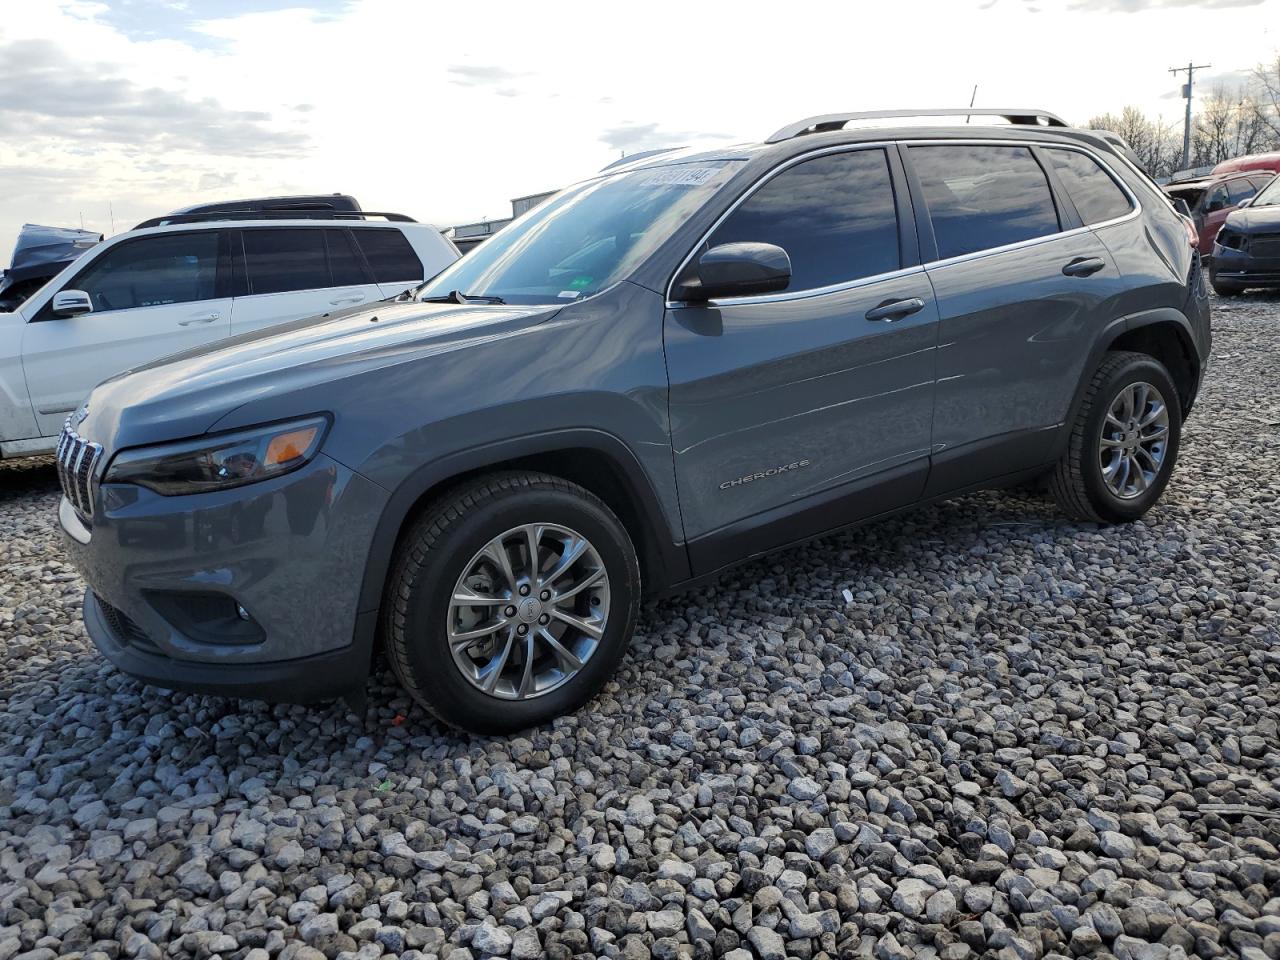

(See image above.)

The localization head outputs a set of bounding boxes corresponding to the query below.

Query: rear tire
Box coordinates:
[1050,351,1182,524]
[383,471,640,734]
[1211,279,1244,297]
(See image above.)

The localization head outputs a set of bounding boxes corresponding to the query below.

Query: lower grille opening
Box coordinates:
[95,595,163,655]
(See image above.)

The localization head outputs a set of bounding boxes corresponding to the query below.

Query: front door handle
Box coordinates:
[178,312,220,326]
[1062,256,1106,278]
[329,294,367,306]
[865,297,926,323]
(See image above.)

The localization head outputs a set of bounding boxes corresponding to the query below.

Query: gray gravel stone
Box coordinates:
[0,291,1277,960]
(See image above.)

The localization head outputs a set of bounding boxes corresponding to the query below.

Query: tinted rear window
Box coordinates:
[1045,148,1134,225]
[353,229,423,283]
[325,229,368,286]
[242,229,331,295]
[705,148,900,291]
[909,145,1061,260]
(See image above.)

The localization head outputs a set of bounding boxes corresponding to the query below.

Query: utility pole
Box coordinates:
[1170,61,1211,170]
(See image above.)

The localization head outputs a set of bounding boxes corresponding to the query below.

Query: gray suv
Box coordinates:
[59,108,1211,733]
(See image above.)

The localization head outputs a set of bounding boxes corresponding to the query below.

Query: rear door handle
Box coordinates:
[1062,256,1106,278]
[865,297,926,323]
[329,294,367,306]
[178,312,220,326]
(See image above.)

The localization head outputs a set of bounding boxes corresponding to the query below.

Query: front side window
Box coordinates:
[416,160,743,305]
[1205,185,1229,212]
[72,232,219,313]
[704,149,900,292]
[1045,148,1134,225]
[909,145,1061,260]
[242,229,332,295]
[1227,179,1258,204]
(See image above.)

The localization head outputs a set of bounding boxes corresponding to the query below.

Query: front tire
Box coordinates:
[383,471,640,734]
[1050,351,1182,524]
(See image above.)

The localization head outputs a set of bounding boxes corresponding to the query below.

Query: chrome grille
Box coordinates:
[56,419,104,520]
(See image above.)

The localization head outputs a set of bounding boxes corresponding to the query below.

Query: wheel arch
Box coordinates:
[1056,308,1202,462]
[355,429,690,643]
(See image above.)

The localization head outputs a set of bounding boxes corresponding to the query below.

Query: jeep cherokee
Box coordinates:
[58,108,1211,733]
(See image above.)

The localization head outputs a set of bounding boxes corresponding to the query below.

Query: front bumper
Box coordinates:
[61,453,390,702]
[1211,244,1280,287]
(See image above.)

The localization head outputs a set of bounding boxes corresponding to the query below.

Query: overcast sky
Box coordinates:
[1,0,1277,254]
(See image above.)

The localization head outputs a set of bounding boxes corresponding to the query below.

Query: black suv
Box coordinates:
[60,108,1210,733]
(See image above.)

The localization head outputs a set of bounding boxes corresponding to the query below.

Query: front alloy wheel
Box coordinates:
[448,523,610,700]
[384,471,640,733]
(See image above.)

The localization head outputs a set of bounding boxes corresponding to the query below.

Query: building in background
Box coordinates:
[446,189,556,253]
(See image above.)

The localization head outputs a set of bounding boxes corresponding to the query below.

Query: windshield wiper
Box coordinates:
[420,289,505,305]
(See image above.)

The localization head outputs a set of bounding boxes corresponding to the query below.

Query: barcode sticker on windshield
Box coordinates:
[634,166,722,187]
[557,290,581,299]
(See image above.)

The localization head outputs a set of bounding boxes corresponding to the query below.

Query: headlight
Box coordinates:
[104,416,329,495]
[1215,229,1244,251]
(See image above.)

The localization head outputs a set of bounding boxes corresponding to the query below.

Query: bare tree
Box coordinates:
[1088,106,1180,178]
[1190,84,1268,166]
[1248,53,1280,143]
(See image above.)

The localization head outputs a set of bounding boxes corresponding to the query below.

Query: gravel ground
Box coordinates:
[1,292,1277,960]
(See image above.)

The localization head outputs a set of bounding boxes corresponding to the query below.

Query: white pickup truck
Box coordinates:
[0,208,458,458]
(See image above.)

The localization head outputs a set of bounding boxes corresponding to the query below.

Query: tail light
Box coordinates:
[1178,215,1198,248]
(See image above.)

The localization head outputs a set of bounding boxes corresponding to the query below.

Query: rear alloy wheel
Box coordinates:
[1050,351,1182,523]
[384,472,639,733]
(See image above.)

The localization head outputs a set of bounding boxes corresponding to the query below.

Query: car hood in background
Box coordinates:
[1222,205,1280,233]
[80,298,561,449]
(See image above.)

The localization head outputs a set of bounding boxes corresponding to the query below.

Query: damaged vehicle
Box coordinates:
[0,223,102,310]
[1211,172,1280,295]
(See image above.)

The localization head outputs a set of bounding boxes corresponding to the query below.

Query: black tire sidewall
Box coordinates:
[397,485,639,734]
[1080,358,1182,523]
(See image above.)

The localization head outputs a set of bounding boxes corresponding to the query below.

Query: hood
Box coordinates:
[1222,204,1280,232]
[81,298,560,449]
[5,223,101,283]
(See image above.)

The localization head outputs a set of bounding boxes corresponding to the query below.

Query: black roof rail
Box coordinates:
[766,108,1069,143]
[133,210,417,230]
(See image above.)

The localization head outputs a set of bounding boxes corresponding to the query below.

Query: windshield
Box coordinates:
[1253,175,1280,206]
[418,160,743,305]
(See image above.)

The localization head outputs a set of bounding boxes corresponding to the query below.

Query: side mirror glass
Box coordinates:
[676,242,792,302]
[52,289,93,318]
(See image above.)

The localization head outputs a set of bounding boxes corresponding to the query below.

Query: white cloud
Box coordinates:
[2,0,1279,257]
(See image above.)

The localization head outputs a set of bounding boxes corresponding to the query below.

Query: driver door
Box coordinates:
[22,231,231,434]
[663,147,939,573]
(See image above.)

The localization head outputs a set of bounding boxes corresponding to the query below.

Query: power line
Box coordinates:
[1170,61,1212,170]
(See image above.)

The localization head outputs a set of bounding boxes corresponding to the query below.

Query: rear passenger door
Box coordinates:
[229,227,383,336]
[907,142,1125,495]
[664,146,939,572]
[351,227,427,298]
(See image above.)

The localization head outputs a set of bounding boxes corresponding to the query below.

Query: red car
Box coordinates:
[1164,171,1275,256]
[1213,151,1280,177]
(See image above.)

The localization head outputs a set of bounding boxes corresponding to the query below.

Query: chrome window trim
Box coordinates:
[665,137,1142,309]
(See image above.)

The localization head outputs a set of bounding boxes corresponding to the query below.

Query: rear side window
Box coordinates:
[72,232,219,313]
[1045,148,1134,225]
[706,148,900,291]
[909,145,1061,260]
[242,229,332,295]
[353,228,423,283]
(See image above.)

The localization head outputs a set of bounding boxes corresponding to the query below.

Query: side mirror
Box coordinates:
[51,289,93,318]
[1170,197,1192,218]
[1237,196,1253,209]
[676,242,792,302]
